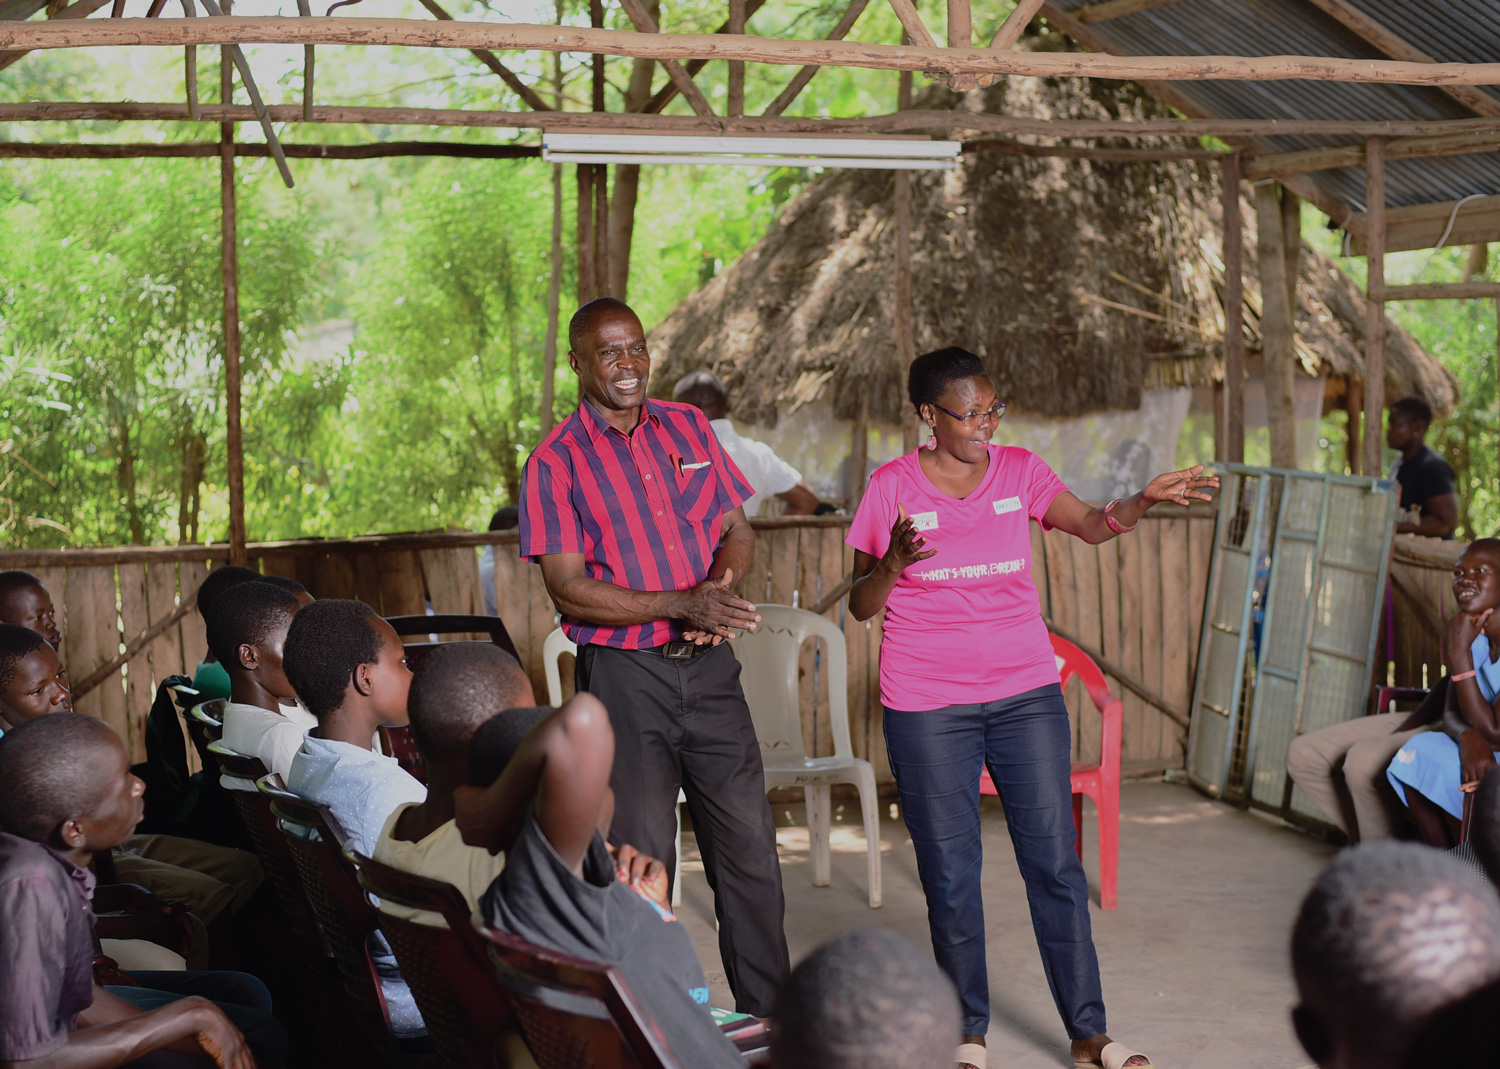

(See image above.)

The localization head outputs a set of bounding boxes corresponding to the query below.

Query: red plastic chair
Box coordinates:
[979,633,1123,910]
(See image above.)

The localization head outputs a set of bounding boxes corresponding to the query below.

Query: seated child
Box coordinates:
[1387,539,1500,847]
[209,582,311,789]
[1290,842,1500,1069]
[0,624,263,936]
[281,598,426,1040]
[771,928,961,1069]
[455,695,744,1069]
[0,712,287,1069]
[190,566,265,702]
[0,569,62,651]
[374,642,535,926]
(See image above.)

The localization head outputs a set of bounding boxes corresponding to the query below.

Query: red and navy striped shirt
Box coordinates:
[519,397,753,649]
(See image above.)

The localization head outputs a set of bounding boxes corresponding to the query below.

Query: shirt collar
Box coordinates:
[40,843,97,911]
[577,396,662,445]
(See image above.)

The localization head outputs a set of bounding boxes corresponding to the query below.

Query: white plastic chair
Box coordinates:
[543,627,684,908]
[729,604,882,909]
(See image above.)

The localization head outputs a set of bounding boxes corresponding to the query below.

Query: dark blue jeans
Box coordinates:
[110,970,288,1069]
[883,683,1106,1040]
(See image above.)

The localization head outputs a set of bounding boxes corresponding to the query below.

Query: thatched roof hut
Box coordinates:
[649,75,1457,430]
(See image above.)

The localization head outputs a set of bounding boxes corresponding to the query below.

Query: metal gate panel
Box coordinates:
[1187,471,1269,797]
[1189,465,1396,824]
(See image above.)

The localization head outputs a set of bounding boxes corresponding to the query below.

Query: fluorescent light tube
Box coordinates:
[543,151,957,170]
[543,133,961,159]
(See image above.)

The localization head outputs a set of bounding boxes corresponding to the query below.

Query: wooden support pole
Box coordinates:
[0,140,542,158]
[415,0,552,111]
[1245,130,1500,183]
[1364,136,1387,479]
[1282,186,1301,317]
[1221,152,1244,464]
[617,0,715,117]
[848,395,869,508]
[1256,182,1298,469]
[593,163,609,298]
[542,162,562,434]
[988,0,1045,48]
[761,0,872,116]
[1466,243,1489,282]
[181,0,198,120]
[945,0,974,90]
[727,0,744,117]
[17,17,1500,86]
[576,163,594,306]
[295,0,312,121]
[894,66,917,454]
[884,0,936,49]
[1344,383,1361,475]
[220,24,246,565]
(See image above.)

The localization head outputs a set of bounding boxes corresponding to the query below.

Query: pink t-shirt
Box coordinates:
[846,445,1068,711]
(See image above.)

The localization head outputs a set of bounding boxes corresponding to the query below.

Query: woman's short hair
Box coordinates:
[907,347,989,413]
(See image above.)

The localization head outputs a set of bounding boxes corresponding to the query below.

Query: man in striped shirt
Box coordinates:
[518,297,790,1017]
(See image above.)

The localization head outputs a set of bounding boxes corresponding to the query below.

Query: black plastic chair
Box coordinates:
[385,614,519,670]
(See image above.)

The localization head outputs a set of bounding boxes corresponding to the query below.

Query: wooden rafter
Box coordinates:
[416,0,552,112]
[6,102,1500,140]
[643,0,766,114]
[0,140,543,157]
[1376,281,1500,301]
[965,139,1218,160]
[762,0,872,117]
[617,0,714,117]
[1244,129,1500,181]
[988,0,1045,49]
[194,0,292,186]
[12,16,1500,86]
[1072,0,1184,24]
[1351,193,1500,255]
[728,0,744,117]
[0,0,106,71]
[884,0,936,49]
[1362,135,1385,477]
[1303,0,1500,119]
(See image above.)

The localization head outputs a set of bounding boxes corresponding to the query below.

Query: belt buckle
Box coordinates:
[663,641,696,661]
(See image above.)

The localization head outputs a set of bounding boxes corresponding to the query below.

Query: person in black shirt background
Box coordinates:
[1387,396,1458,539]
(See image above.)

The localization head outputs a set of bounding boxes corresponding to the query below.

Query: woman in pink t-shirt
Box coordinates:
[847,348,1215,1069]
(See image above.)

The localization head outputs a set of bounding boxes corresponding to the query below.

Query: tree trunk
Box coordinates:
[1256,182,1299,469]
[895,65,916,453]
[607,22,656,301]
[115,404,146,544]
[542,162,562,434]
[177,413,206,544]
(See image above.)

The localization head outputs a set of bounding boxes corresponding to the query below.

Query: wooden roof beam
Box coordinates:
[885,0,936,48]
[0,0,107,72]
[617,0,714,117]
[0,139,542,158]
[194,0,292,186]
[762,0,872,117]
[1244,129,1500,181]
[988,0,1045,50]
[1303,0,1500,118]
[6,103,1499,139]
[1375,281,1500,301]
[1351,193,1500,254]
[1072,0,1186,25]
[416,0,551,111]
[12,18,1500,85]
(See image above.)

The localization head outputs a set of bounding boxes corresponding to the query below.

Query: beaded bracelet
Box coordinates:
[1104,499,1138,535]
[1451,669,1478,682]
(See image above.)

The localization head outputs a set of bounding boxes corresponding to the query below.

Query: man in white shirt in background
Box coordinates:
[673,370,820,518]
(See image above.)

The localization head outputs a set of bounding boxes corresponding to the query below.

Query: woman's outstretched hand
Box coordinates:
[1140,465,1219,507]
[882,503,938,574]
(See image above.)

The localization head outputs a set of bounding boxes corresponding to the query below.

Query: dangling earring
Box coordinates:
[924,426,938,450]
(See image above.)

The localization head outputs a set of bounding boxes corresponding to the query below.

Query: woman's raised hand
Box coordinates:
[882,503,938,574]
[1140,465,1219,507]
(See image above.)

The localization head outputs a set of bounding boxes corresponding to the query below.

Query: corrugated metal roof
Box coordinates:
[1049,0,1500,214]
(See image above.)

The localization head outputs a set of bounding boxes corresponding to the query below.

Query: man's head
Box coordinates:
[1387,396,1434,454]
[282,599,411,727]
[205,581,302,703]
[257,573,314,608]
[408,643,534,775]
[194,565,265,625]
[1291,842,1500,1069]
[0,570,61,649]
[1452,538,1500,618]
[0,713,143,855]
[488,507,519,533]
[567,298,649,416]
[772,928,961,1069]
[0,625,71,728]
[672,369,728,421]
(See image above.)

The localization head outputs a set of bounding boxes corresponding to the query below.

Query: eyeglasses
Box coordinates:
[934,402,1006,426]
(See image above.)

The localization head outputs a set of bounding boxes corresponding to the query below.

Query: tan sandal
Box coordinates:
[956,1042,986,1069]
[1074,1041,1153,1069]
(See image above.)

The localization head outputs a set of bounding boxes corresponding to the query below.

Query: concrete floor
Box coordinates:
[675,779,1336,1069]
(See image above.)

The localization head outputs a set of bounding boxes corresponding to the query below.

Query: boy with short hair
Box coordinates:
[209,583,310,789]
[189,567,265,702]
[281,598,427,1040]
[0,569,62,649]
[374,642,535,925]
[0,623,72,729]
[456,695,744,1069]
[0,713,285,1069]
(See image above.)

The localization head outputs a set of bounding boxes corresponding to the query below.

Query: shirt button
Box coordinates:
[657,511,663,516]
[645,474,652,480]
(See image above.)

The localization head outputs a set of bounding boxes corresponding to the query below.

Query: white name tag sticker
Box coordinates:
[993,496,1022,515]
[910,511,940,532]
[681,460,711,471]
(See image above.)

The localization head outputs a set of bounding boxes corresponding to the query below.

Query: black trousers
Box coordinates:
[576,642,790,1017]
[111,970,288,1069]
